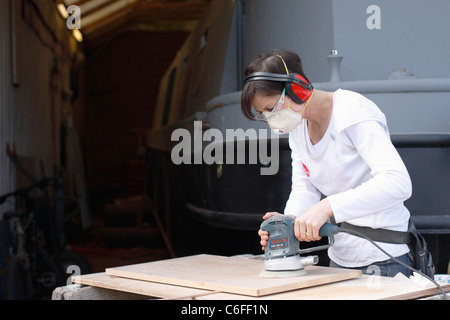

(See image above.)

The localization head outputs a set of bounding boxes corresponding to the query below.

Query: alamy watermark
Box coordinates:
[366,265,382,289]
[66,5,81,29]
[59,5,81,30]
[171,121,280,176]
[66,264,81,288]
[366,5,381,30]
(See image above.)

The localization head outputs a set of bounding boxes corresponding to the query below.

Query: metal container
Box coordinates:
[146,0,450,268]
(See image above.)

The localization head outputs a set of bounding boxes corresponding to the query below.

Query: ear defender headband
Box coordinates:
[244,55,313,104]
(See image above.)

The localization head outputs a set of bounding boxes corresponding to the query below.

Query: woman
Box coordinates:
[242,49,413,277]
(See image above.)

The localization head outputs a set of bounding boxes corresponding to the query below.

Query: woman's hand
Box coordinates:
[257,212,280,251]
[294,199,334,242]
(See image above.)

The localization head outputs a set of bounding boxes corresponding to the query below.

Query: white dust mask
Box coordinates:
[265,108,304,135]
[265,89,314,135]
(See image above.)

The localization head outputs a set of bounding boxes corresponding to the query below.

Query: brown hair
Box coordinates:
[241,49,309,120]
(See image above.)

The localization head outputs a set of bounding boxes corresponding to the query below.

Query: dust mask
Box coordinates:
[265,108,304,135]
[265,89,314,135]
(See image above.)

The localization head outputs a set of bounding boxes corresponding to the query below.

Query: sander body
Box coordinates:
[259,214,338,278]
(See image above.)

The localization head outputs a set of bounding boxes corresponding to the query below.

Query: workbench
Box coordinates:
[52,254,450,301]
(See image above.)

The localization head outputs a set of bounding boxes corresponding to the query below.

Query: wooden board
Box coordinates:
[71,272,213,299]
[199,275,450,300]
[67,272,450,300]
[105,254,362,297]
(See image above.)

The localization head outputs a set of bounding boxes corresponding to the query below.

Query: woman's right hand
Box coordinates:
[258,212,281,251]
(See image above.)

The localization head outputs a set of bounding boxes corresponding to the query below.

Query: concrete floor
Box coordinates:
[66,211,171,275]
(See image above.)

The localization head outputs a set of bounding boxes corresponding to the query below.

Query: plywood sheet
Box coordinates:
[69,270,449,300]
[105,254,361,297]
[199,275,450,300]
[72,272,212,299]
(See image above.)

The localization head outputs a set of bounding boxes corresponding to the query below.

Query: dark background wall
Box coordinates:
[82,31,188,201]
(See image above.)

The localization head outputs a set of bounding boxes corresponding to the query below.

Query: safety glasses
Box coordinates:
[253,89,288,121]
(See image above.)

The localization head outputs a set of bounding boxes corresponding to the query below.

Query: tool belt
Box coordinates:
[337,220,435,278]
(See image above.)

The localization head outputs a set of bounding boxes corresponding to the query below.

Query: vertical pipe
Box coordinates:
[0,0,14,208]
[235,0,245,90]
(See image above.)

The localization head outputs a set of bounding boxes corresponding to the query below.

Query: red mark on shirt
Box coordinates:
[302,163,310,177]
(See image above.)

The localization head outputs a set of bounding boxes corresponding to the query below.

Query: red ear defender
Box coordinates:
[285,74,313,104]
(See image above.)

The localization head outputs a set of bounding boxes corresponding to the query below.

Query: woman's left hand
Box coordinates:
[294,198,333,242]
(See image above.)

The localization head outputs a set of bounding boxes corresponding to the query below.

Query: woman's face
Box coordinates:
[252,91,288,117]
[251,91,305,135]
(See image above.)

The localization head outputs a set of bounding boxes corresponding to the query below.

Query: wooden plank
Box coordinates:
[198,275,450,300]
[57,272,450,300]
[52,284,149,300]
[105,254,361,297]
[67,125,91,229]
[71,272,213,299]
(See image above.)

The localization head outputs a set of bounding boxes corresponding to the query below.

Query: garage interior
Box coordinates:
[0,0,212,298]
[1,0,449,301]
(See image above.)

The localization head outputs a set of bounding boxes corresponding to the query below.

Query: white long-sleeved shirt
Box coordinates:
[284,89,412,267]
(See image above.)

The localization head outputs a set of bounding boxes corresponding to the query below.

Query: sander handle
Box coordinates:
[319,222,340,237]
[298,222,338,255]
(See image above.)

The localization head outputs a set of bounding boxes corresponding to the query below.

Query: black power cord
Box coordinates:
[338,227,448,300]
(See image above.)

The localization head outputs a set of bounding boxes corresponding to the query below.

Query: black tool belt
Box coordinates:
[337,220,435,277]
[338,222,412,244]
